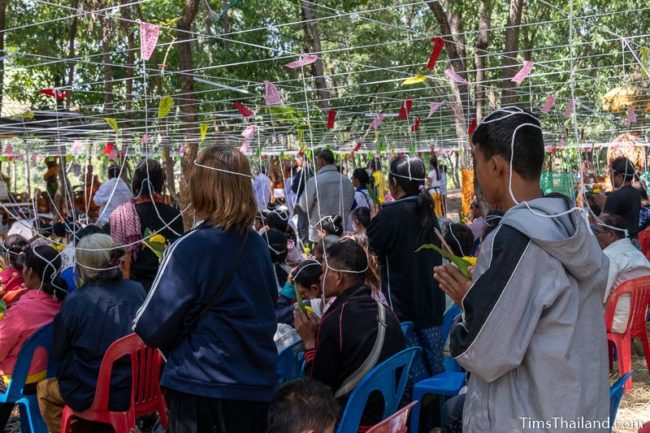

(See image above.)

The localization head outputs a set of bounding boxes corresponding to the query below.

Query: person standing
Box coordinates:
[599,157,643,239]
[253,166,272,212]
[93,164,133,227]
[291,158,314,243]
[134,146,278,433]
[298,150,354,243]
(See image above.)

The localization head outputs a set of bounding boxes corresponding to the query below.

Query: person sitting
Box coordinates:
[37,234,146,433]
[292,259,323,303]
[294,239,405,427]
[267,378,339,433]
[110,159,184,291]
[350,207,371,234]
[467,200,487,240]
[93,164,133,227]
[266,208,303,266]
[350,169,373,233]
[318,215,344,238]
[444,223,475,258]
[593,215,650,333]
[0,234,30,305]
[0,245,66,431]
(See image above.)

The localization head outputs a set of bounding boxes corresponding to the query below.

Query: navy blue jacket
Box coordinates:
[133,225,278,402]
[53,279,146,412]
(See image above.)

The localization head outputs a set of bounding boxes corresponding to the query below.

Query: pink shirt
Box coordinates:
[0,290,61,378]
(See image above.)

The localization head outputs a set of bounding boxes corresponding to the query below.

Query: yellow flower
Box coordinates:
[54,244,65,252]
[462,256,477,266]
[304,306,314,313]
[150,234,166,244]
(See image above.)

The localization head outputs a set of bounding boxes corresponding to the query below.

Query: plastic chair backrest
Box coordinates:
[337,347,420,433]
[399,322,414,337]
[2,322,54,402]
[609,371,632,426]
[604,276,650,335]
[90,333,164,413]
[442,305,461,342]
[277,340,305,384]
[366,401,417,433]
[639,229,650,260]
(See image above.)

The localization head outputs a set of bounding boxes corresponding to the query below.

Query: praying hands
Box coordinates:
[434,263,473,307]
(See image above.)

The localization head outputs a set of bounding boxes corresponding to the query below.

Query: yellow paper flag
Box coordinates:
[158,96,173,118]
[200,123,209,141]
[401,75,429,86]
[11,111,34,120]
[104,117,119,132]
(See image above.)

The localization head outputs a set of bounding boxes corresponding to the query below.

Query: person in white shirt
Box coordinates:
[253,167,273,212]
[594,215,650,333]
[93,165,132,226]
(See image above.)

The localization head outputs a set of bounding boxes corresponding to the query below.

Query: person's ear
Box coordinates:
[491,155,509,179]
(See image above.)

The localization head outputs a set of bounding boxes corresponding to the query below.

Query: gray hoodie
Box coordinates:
[451,197,610,433]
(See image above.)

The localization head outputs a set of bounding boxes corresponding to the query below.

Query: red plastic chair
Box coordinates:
[639,229,650,261]
[366,402,417,433]
[60,333,169,433]
[605,276,650,391]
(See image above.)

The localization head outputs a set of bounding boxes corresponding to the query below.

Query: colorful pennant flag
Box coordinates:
[426,37,445,71]
[158,96,173,118]
[327,110,336,129]
[242,125,257,140]
[411,116,421,132]
[285,54,318,69]
[445,68,468,84]
[428,102,444,118]
[628,106,637,123]
[563,99,574,117]
[240,140,250,154]
[264,81,283,106]
[140,22,160,61]
[39,88,69,100]
[349,141,362,158]
[370,113,384,129]
[401,75,428,86]
[104,117,119,132]
[233,102,254,118]
[541,94,556,114]
[104,142,114,155]
[398,99,413,120]
[468,119,478,136]
[511,60,534,84]
[200,123,209,141]
[71,140,84,155]
[3,144,13,156]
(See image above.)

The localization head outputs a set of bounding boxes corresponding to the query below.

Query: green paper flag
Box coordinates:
[104,117,119,132]
[159,96,173,118]
[200,123,209,141]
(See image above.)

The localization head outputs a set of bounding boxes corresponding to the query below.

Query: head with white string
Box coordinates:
[264,228,288,264]
[321,238,368,298]
[132,159,165,199]
[22,245,67,301]
[609,157,636,190]
[191,145,256,235]
[592,214,629,250]
[471,107,545,212]
[75,234,125,286]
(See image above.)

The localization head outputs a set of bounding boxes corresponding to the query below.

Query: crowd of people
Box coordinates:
[0,107,646,433]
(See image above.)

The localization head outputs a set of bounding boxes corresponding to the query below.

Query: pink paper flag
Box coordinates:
[285,54,318,69]
[369,113,384,129]
[108,148,118,160]
[511,60,534,84]
[427,102,444,118]
[240,140,250,154]
[140,22,160,61]
[3,144,13,156]
[445,68,468,84]
[30,152,38,163]
[541,95,556,114]
[628,106,637,123]
[242,125,257,140]
[71,140,84,155]
[563,99,574,117]
[264,81,283,106]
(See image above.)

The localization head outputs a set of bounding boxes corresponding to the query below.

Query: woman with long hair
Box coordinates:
[134,146,278,433]
[367,155,445,381]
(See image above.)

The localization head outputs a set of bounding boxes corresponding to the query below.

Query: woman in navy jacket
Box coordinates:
[134,146,278,433]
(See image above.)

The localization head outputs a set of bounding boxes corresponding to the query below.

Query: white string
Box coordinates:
[193,160,254,178]
[291,260,321,282]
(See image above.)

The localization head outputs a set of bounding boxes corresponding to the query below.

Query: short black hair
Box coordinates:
[600,215,628,239]
[266,209,289,233]
[444,223,475,257]
[24,245,67,301]
[3,234,29,269]
[133,159,165,196]
[325,238,367,281]
[472,107,544,181]
[351,206,371,229]
[292,259,322,288]
[352,168,370,187]
[52,222,67,238]
[108,165,120,179]
[317,149,335,165]
[268,378,339,433]
[264,228,288,263]
[611,157,636,183]
[320,215,344,237]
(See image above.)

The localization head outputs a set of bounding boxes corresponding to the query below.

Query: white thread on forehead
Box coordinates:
[292,260,321,282]
[193,160,254,178]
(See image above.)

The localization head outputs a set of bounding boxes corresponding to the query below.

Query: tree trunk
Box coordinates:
[221,0,230,54]
[474,0,492,121]
[177,0,201,229]
[100,12,113,113]
[121,0,135,113]
[64,0,79,109]
[300,0,330,110]
[501,0,526,106]
[0,0,8,116]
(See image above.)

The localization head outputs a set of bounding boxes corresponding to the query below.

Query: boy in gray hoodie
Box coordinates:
[434,107,610,433]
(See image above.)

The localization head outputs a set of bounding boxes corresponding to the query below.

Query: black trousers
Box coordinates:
[166,389,269,433]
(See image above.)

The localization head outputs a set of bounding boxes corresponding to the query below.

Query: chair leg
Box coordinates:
[23,398,48,433]
[618,338,633,391]
[639,329,650,376]
[60,407,73,433]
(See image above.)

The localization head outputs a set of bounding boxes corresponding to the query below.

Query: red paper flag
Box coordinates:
[468,119,478,136]
[398,99,413,120]
[411,116,421,132]
[349,141,362,158]
[233,102,254,118]
[327,110,336,129]
[39,88,69,100]
[426,37,445,71]
[541,94,556,114]
[104,142,114,155]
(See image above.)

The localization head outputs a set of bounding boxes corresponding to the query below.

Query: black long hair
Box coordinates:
[3,234,29,270]
[24,245,67,301]
[389,156,439,241]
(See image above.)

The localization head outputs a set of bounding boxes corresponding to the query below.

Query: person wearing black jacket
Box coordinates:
[367,156,444,383]
[294,239,405,428]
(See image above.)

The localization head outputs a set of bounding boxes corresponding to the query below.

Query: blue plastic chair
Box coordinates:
[409,306,465,433]
[0,322,57,433]
[609,371,632,431]
[400,321,414,337]
[336,347,420,433]
[277,340,305,384]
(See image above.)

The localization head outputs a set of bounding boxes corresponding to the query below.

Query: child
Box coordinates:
[318,215,344,238]
[0,235,29,306]
[444,223,475,257]
[350,207,371,234]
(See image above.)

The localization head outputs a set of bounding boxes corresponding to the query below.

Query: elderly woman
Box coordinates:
[134,146,278,433]
[37,234,146,433]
